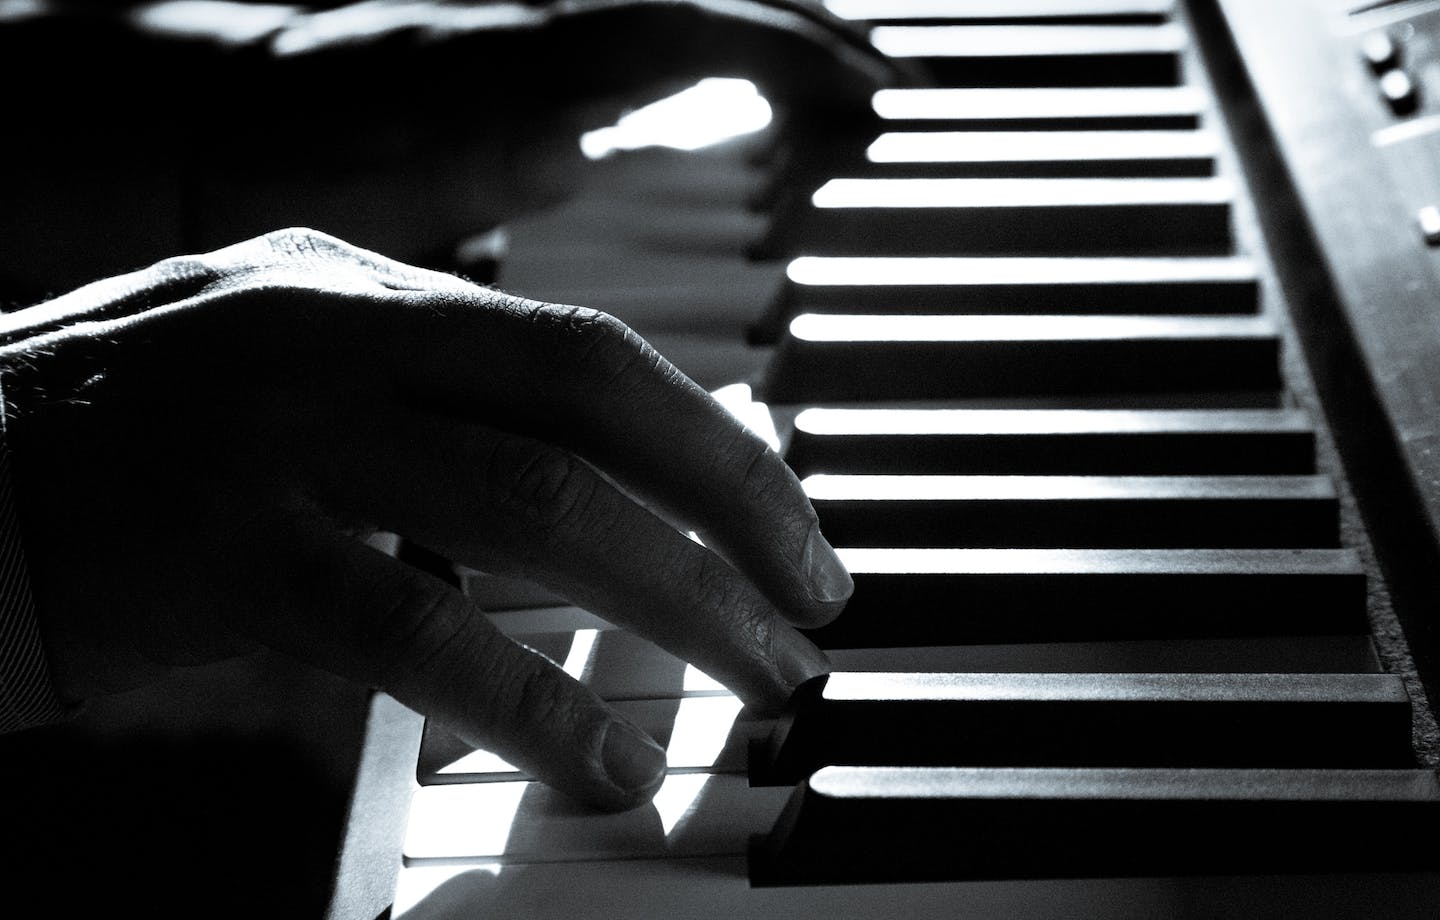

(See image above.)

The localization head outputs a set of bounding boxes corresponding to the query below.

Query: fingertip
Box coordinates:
[598,720,668,811]
[799,524,853,623]
[774,624,831,697]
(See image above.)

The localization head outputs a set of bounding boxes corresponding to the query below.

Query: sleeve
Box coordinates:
[0,372,69,733]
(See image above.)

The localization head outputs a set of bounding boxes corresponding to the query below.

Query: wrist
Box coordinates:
[0,369,72,732]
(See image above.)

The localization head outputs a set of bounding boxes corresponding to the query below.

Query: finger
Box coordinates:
[312,411,831,712]
[378,295,854,629]
[241,504,669,812]
[171,231,838,641]
[540,0,906,111]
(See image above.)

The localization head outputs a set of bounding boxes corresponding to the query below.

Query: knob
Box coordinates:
[1379,69,1419,116]
[1362,32,1401,73]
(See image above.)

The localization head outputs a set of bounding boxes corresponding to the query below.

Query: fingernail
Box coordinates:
[601,721,667,795]
[775,626,832,691]
[802,525,853,604]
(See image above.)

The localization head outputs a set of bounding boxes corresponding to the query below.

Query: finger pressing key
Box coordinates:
[243,504,670,812]
[309,409,833,713]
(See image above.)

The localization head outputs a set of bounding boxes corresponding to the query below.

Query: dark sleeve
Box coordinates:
[0,373,68,733]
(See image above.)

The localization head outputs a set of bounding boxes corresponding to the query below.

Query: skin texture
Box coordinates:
[0,228,853,811]
[0,0,917,813]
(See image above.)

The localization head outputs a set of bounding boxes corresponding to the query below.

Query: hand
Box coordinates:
[257,0,910,116]
[4,0,920,297]
[0,227,852,811]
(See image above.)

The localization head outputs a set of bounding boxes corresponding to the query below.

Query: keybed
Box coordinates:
[334,2,1440,917]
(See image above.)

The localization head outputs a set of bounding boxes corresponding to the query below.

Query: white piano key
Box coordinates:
[424,696,754,784]
[402,774,790,863]
[419,695,756,784]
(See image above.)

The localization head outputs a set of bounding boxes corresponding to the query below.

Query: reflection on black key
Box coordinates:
[804,547,1365,647]
[863,130,1217,178]
[753,178,1233,258]
[871,24,1187,87]
[872,86,1205,131]
[751,766,1440,884]
[755,255,1259,343]
[770,257,1259,334]
[762,314,1280,402]
[785,408,1312,475]
[805,474,1337,548]
[827,0,1175,25]
[753,672,1413,784]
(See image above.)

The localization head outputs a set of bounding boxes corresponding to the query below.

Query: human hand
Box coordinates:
[0,227,852,811]
[258,0,910,117]
[3,0,920,296]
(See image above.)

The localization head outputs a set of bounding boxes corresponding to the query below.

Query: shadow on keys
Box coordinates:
[370,614,1440,920]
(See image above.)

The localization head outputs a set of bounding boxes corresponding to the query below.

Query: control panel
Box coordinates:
[1203,0,1440,712]
[1349,2,1440,248]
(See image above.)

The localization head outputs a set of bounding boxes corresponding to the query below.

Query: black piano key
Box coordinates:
[752,255,1259,341]
[784,408,1312,475]
[749,86,1213,213]
[870,24,1187,88]
[872,86,1206,131]
[752,177,1234,258]
[804,474,1338,548]
[752,672,1414,785]
[762,314,1281,402]
[829,635,1385,676]
[762,121,1216,195]
[826,0,1175,25]
[863,130,1218,178]
[750,86,1213,212]
[751,766,1440,885]
[803,547,1365,647]
[750,129,1221,220]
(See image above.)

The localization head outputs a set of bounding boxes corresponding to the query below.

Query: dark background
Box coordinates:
[0,650,370,918]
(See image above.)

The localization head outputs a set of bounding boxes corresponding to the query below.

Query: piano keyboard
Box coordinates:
[327,1,1440,917]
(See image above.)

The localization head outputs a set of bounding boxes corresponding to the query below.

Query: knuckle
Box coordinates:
[735,437,793,513]
[133,228,368,309]
[691,551,763,633]
[146,253,222,287]
[259,226,347,260]
[535,304,661,392]
[507,664,567,733]
[363,578,473,690]
[484,437,601,541]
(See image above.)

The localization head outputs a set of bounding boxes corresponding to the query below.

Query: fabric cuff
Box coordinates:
[0,370,69,733]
